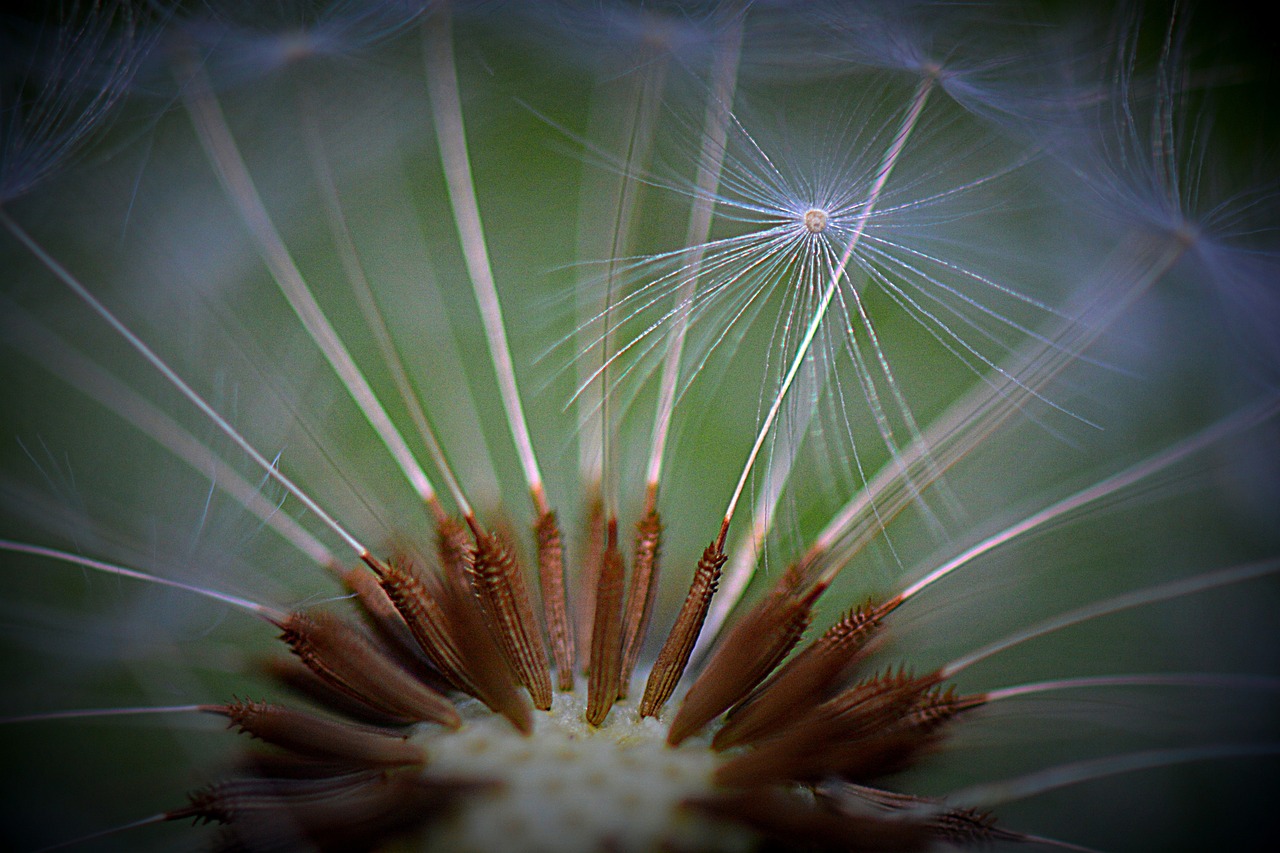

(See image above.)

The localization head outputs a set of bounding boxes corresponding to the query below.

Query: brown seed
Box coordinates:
[713,669,940,787]
[586,524,626,727]
[342,565,406,637]
[172,773,375,826]
[535,510,577,692]
[713,598,895,750]
[174,772,478,849]
[469,525,554,710]
[809,686,987,783]
[260,656,409,726]
[909,685,987,731]
[213,699,425,766]
[822,783,1029,848]
[667,562,817,745]
[639,541,725,718]
[822,668,940,732]
[928,806,1028,846]
[363,554,474,696]
[341,565,449,690]
[436,516,474,592]
[834,778,1024,840]
[574,494,605,670]
[277,611,460,728]
[687,787,927,851]
[442,575,535,736]
[819,726,941,783]
[422,537,533,735]
[617,509,662,700]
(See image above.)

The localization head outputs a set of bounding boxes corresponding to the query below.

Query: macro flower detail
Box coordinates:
[2,3,1278,853]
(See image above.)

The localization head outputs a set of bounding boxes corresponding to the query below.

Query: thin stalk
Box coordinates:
[573,44,670,500]
[1,209,372,559]
[0,307,339,570]
[716,76,935,552]
[644,14,743,505]
[614,18,743,696]
[299,89,472,519]
[897,393,1280,604]
[423,11,570,690]
[945,743,1280,810]
[0,539,286,622]
[595,55,668,524]
[697,352,823,666]
[984,673,1280,703]
[178,59,447,523]
[1,704,207,725]
[940,558,1280,679]
[423,8,547,515]
[699,227,1196,653]
[809,231,1192,587]
[34,813,171,853]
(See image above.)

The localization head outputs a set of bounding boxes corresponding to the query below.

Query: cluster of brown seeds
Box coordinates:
[143,500,1041,853]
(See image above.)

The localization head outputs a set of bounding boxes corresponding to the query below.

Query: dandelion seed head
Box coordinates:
[2,3,1278,852]
[1173,220,1200,249]
[802,206,828,234]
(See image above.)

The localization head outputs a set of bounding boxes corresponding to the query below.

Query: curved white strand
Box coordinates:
[424,10,546,510]
[0,538,286,622]
[808,230,1193,584]
[179,61,439,512]
[942,559,1280,678]
[0,306,338,570]
[985,672,1280,703]
[945,742,1280,809]
[0,209,370,558]
[901,394,1280,603]
[646,15,744,492]
[300,97,472,519]
[0,704,206,725]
